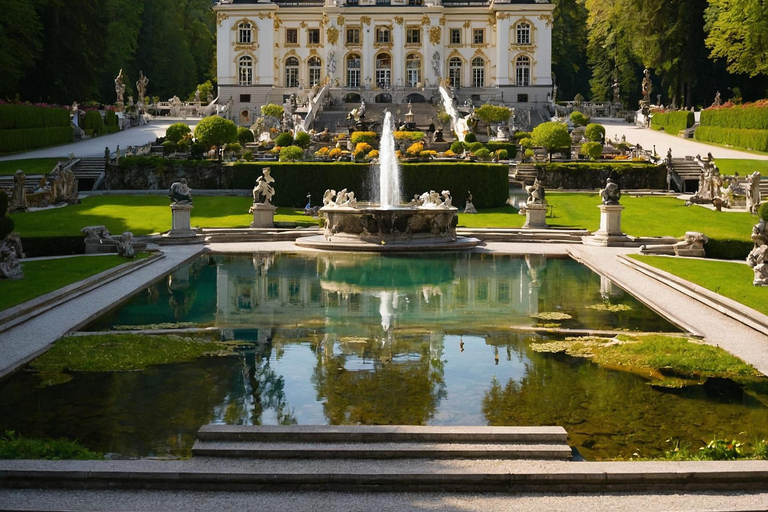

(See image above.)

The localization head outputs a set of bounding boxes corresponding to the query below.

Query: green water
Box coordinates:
[2,252,767,460]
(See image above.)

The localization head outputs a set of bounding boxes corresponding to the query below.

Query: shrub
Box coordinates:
[0,104,70,129]
[394,131,425,141]
[514,131,532,140]
[759,201,768,221]
[243,151,253,161]
[705,238,753,260]
[279,145,304,162]
[570,111,590,126]
[0,127,73,153]
[350,131,377,144]
[315,146,330,157]
[82,111,103,132]
[532,162,665,190]
[161,140,177,155]
[581,141,603,160]
[474,148,491,160]
[261,104,285,118]
[694,126,768,152]
[104,110,118,127]
[177,138,190,152]
[166,122,191,143]
[484,143,517,159]
[519,137,533,149]
[194,116,238,154]
[651,111,695,134]
[700,103,768,130]
[224,142,243,154]
[190,142,206,160]
[406,142,424,156]
[585,123,606,142]
[368,149,379,159]
[274,132,294,147]
[495,149,509,160]
[237,126,254,146]
[444,150,457,157]
[450,141,465,153]
[468,142,484,153]
[532,122,571,161]
[294,131,311,148]
[464,133,477,143]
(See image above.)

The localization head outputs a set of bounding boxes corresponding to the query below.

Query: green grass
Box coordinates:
[0,431,102,460]
[0,254,148,312]
[629,255,768,316]
[0,158,65,176]
[9,195,318,237]
[30,333,235,386]
[715,159,768,176]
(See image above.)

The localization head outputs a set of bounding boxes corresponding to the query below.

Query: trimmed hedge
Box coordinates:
[700,104,768,130]
[650,111,695,134]
[82,111,103,132]
[0,127,74,153]
[21,236,86,257]
[533,162,666,190]
[0,104,70,129]
[104,110,118,126]
[705,238,753,261]
[694,125,768,152]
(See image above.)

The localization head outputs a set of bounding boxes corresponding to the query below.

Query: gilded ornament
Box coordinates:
[361,16,371,26]
[300,21,307,28]
[394,16,404,25]
[216,12,230,27]
[538,14,552,27]
[429,26,441,45]
[421,14,430,26]
[327,26,339,45]
[463,21,471,29]
[337,15,345,25]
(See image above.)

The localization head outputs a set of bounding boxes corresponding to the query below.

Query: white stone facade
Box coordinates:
[214,0,554,125]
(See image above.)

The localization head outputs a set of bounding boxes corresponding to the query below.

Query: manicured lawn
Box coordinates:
[0,254,148,312]
[10,196,318,237]
[460,193,755,241]
[716,159,768,176]
[0,158,66,176]
[629,255,768,316]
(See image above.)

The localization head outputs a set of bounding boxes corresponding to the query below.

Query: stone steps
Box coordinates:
[192,425,572,461]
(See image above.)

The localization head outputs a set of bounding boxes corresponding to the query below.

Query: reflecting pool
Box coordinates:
[2,252,767,461]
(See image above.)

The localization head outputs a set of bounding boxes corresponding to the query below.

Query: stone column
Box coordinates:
[166,203,196,238]
[523,203,549,229]
[250,202,277,228]
[583,204,631,246]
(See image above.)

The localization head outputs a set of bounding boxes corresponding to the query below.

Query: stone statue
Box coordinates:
[9,170,27,212]
[746,172,762,214]
[115,232,135,258]
[432,51,441,78]
[50,168,79,205]
[136,71,149,104]
[358,99,366,118]
[612,78,620,104]
[323,189,337,206]
[601,178,621,205]
[747,216,768,285]
[440,190,452,208]
[252,168,275,204]
[326,51,336,75]
[641,68,652,103]
[0,233,24,280]
[115,69,126,105]
[464,191,477,214]
[71,101,79,127]
[169,179,192,204]
[226,96,235,120]
[526,178,546,205]
[713,91,722,107]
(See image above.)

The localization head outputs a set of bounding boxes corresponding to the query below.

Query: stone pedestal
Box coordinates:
[166,203,196,238]
[523,203,549,229]
[583,204,632,246]
[250,202,276,228]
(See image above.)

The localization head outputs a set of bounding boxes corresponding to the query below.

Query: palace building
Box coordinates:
[214,0,554,127]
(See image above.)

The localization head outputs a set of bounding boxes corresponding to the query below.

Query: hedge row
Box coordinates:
[700,104,768,130]
[694,125,768,152]
[0,127,74,153]
[0,104,70,130]
[483,143,518,159]
[704,238,753,260]
[532,162,666,190]
[21,236,85,258]
[650,111,694,134]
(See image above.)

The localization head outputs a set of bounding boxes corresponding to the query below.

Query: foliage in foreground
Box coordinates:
[30,333,236,386]
[0,431,101,460]
[663,437,768,461]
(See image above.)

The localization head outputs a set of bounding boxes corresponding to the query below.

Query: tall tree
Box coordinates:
[0,0,45,100]
[705,0,768,77]
[551,0,590,101]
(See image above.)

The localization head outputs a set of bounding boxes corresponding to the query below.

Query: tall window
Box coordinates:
[515,55,530,86]
[471,57,484,88]
[450,29,461,45]
[376,27,391,44]
[406,27,420,44]
[286,28,298,45]
[473,29,484,45]
[516,23,531,45]
[346,28,360,45]
[347,53,361,87]
[239,56,253,86]
[406,54,421,87]
[308,29,320,45]
[238,22,252,44]
[285,57,299,88]
[375,53,391,88]
[448,57,462,88]
[308,57,321,87]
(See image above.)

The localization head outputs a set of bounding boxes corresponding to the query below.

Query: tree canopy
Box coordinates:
[705,0,768,77]
[532,122,571,161]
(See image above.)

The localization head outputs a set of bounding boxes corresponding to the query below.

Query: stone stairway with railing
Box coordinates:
[72,157,106,190]
[668,158,703,193]
[509,163,538,186]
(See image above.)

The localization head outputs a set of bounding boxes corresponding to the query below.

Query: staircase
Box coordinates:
[668,158,702,193]
[72,157,106,190]
[510,163,538,186]
[192,425,572,461]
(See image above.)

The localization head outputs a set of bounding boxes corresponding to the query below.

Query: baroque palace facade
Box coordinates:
[214,0,554,125]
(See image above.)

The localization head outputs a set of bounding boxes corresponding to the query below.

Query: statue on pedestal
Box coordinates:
[136,71,149,105]
[9,170,27,212]
[601,178,621,205]
[169,179,192,204]
[115,69,126,106]
[641,68,652,103]
[526,178,546,205]
[252,168,276,205]
[747,214,768,286]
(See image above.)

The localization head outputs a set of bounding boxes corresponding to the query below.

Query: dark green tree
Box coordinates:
[531,122,571,162]
[551,0,590,101]
[0,0,45,100]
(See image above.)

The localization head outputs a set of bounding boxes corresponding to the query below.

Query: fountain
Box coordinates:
[295,111,480,252]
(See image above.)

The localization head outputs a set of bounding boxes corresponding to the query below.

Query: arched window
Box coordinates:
[516,23,531,45]
[285,57,299,88]
[346,53,361,88]
[448,57,462,88]
[515,55,530,86]
[239,56,253,86]
[406,54,421,87]
[308,57,322,87]
[471,57,484,88]
[375,53,391,88]
[238,22,253,44]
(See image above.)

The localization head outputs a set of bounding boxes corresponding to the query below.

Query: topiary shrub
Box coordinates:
[194,116,238,159]
[294,131,311,148]
[585,123,606,142]
[243,151,254,161]
[474,148,491,161]
[450,141,465,153]
[166,122,191,143]
[468,142,484,153]
[82,111,103,134]
[759,201,768,221]
[570,111,590,127]
[279,145,304,162]
[274,132,294,147]
[190,142,206,160]
[261,103,285,118]
[350,131,377,144]
[224,142,243,154]
[581,141,603,160]
[237,126,254,146]
[495,149,508,160]
[161,140,177,155]
[464,133,477,143]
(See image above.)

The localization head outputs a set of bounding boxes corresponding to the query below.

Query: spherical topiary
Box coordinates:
[275,132,294,147]
[166,122,191,143]
[464,133,477,143]
[237,126,255,146]
[473,148,491,160]
[294,131,311,148]
[279,145,304,162]
[450,141,465,153]
[468,141,484,153]
[585,123,606,143]
[758,201,768,221]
